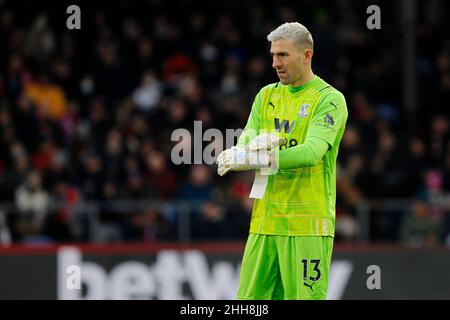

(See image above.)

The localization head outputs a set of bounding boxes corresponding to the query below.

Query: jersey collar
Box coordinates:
[288,75,318,94]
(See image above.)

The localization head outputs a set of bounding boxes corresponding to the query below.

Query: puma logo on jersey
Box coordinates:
[269,101,275,110]
[274,118,295,133]
[303,281,315,291]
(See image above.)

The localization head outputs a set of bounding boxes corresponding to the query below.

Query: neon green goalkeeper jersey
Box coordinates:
[237,75,348,236]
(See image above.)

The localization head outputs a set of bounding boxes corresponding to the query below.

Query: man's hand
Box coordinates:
[216,133,285,176]
[216,146,270,176]
[247,133,287,151]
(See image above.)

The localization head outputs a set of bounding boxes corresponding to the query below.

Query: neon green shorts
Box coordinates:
[237,233,334,300]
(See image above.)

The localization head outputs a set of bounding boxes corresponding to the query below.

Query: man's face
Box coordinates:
[270,38,310,86]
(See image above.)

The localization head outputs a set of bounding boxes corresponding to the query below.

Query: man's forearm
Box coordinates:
[277,136,329,169]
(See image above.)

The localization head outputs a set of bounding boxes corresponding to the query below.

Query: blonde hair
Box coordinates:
[267,22,314,50]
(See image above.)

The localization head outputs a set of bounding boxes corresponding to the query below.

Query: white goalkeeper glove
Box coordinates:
[216,133,286,176]
[247,132,287,151]
[216,146,270,176]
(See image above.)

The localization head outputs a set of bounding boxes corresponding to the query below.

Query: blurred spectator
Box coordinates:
[102,129,125,184]
[94,42,129,103]
[192,201,233,240]
[419,169,449,215]
[370,131,409,197]
[132,70,162,113]
[177,165,214,202]
[429,115,449,166]
[11,94,40,153]
[14,170,50,241]
[44,180,79,242]
[94,180,123,243]
[335,211,360,242]
[122,209,174,242]
[81,97,112,151]
[24,14,55,61]
[335,163,362,241]
[15,171,49,218]
[145,151,178,199]
[5,54,31,99]
[0,210,12,245]
[400,199,441,247]
[405,137,430,194]
[60,100,81,144]
[227,197,253,239]
[24,73,68,121]
[163,53,196,86]
[121,212,145,242]
[78,153,104,200]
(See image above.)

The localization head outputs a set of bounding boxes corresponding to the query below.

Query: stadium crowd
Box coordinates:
[0,0,449,245]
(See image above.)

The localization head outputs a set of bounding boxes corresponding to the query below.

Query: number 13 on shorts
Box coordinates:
[301,259,322,291]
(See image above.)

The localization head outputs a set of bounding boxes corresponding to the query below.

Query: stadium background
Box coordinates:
[0,0,449,299]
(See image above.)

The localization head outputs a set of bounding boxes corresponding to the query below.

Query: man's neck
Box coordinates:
[291,70,315,87]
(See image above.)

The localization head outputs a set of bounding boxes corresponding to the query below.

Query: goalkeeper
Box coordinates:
[217,22,348,300]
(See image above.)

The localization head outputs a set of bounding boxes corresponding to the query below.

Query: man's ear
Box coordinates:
[304,49,313,64]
